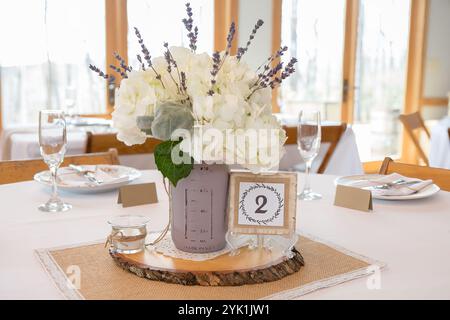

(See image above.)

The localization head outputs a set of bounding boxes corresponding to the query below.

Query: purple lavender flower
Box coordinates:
[113,52,132,73]
[247,47,298,99]
[226,22,236,52]
[109,64,128,79]
[89,64,108,79]
[89,64,116,85]
[137,54,146,71]
[133,27,166,88]
[237,19,264,60]
[163,43,187,96]
[134,27,152,67]
[182,2,198,52]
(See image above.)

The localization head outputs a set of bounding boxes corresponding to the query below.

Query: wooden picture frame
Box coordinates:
[228,171,297,235]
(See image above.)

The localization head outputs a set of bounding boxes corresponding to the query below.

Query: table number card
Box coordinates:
[228,171,297,235]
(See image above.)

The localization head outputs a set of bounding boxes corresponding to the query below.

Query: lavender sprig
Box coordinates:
[259,61,284,88]
[134,27,165,88]
[136,54,146,71]
[180,71,187,93]
[269,57,297,88]
[251,46,288,89]
[208,22,236,95]
[182,3,198,52]
[247,50,297,100]
[220,22,236,68]
[134,27,151,67]
[208,51,221,95]
[163,42,187,96]
[89,64,108,79]
[255,46,288,74]
[114,52,132,73]
[109,64,128,79]
[89,64,116,85]
[237,19,264,61]
[226,22,236,53]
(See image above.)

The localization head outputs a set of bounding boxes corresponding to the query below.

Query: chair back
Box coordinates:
[379,157,450,192]
[86,132,161,155]
[399,111,430,165]
[283,123,347,173]
[0,148,119,185]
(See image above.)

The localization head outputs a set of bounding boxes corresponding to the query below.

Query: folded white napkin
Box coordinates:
[349,173,433,197]
[58,166,129,187]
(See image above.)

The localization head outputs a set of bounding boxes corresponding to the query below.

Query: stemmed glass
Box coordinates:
[64,86,78,125]
[38,110,72,212]
[297,110,322,200]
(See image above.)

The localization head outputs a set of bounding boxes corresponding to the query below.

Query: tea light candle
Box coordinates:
[107,215,150,254]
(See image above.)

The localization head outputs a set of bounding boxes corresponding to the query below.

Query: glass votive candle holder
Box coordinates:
[107,215,150,254]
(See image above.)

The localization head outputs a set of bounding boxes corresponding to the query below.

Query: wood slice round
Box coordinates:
[109,246,304,286]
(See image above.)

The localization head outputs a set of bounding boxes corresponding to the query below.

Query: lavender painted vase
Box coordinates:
[171,164,229,253]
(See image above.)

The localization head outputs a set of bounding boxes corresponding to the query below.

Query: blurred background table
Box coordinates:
[429,116,450,169]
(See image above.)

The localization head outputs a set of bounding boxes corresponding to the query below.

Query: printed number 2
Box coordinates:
[255,195,268,214]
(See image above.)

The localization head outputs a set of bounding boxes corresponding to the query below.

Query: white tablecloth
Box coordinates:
[0,171,449,299]
[429,117,450,169]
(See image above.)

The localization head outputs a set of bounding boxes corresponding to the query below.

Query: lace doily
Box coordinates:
[152,236,236,261]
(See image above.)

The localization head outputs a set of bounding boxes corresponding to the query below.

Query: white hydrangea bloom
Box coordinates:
[112,46,287,170]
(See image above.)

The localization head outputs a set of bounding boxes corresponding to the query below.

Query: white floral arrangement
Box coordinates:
[90,3,297,186]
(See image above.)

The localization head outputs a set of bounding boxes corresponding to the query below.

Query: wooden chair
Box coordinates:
[283,123,347,173]
[399,111,430,165]
[86,132,161,155]
[0,148,119,185]
[379,157,450,192]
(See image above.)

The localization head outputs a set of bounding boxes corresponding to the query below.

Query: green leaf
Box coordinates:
[154,140,193,187]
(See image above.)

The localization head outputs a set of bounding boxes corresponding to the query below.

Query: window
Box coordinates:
[127,0,214,67]
[0,0,215,128]
[279,0,347,121]
[279,0,412,162]
[352,0,411,161]
[0,0,106,127]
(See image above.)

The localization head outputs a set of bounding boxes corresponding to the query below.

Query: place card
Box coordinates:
[228,171,297,235]
[334,185,373,212]
[118,183,158,208]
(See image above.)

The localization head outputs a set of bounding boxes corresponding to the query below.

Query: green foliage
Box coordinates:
[154,140,193,187]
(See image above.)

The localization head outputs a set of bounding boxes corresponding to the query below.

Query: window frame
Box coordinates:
[273,0,434,166]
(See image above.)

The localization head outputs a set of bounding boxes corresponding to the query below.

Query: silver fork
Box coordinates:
[69,164,103,185]
[370,179,421,190]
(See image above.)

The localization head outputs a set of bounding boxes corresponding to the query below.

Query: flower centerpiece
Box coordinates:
[90,3,297,253]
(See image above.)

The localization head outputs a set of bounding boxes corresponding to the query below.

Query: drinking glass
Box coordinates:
[107,215,150,254]
[38,110,72,212]
[64,86,78,125]
[297,110,322,200]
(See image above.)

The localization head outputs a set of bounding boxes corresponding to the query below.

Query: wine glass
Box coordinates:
[64,86,77,124]
[38,110,72,212]
[297,110,322,200]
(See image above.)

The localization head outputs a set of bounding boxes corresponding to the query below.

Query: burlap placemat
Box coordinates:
[36,235,384,300]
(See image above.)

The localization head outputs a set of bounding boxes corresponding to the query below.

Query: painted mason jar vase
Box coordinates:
[171,163,229,253]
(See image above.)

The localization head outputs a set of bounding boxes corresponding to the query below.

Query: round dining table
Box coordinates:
[0,170,449,299]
